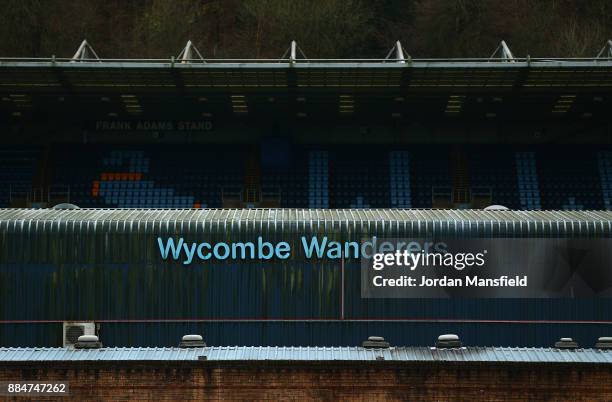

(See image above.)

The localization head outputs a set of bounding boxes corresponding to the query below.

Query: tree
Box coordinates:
[0,0,610,59]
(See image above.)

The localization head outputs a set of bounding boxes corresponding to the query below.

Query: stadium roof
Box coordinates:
[1,208,611,237]
[1,57,612,93]
[2,40,611,122]
[2,346,612,364]
[2,207,611,223]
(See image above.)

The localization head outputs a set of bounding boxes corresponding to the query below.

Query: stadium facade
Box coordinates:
[2,208,612,347]
[1,40,612,348]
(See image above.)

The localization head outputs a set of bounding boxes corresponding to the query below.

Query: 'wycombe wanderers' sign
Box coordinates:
[156,236,612,299]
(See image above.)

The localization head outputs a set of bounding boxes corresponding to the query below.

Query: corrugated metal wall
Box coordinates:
[1,208,612,347]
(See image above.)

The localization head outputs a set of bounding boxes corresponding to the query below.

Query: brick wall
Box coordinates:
[1,361,612,401]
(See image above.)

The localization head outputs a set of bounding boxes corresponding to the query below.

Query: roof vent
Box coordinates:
[555,337,579,349]
[362,336,390,349]
[52,203,80,209]
[74,335,102,349]
[436,334,462,348]
[179,334,206,348]
[484,205,509,211]
[595,337,612,349]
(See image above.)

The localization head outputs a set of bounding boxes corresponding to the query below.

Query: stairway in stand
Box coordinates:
[243,151,262,207]
[451,146,471,206]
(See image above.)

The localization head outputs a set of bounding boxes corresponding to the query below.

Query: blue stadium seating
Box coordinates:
[389,151,412,208]
[329,147,389,208]
[410,147,452,208]
[599,151,612,210]
[539,147,604,210]
[0,148,39,207]
[515,151,542,210]
[469,147,518,209]
[2,145,611,211]
[308,151,329,208]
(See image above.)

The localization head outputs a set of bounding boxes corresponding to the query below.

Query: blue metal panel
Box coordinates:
[1,209,612,347]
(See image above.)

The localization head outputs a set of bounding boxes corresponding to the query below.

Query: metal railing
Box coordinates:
[221,185,282,205]
[0,56,611,64]
[9,185,71,207]
[3,38,610,64]
[432,186,493,206]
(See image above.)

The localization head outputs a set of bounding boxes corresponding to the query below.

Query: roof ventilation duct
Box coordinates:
[52,203,80,209]
[595,337,612,349]
[484,205,509,211]
[555,337,579,349]
[179,334,206,348]
[362,336,390,349]
[74,335,102,349]
[436,334,462,348]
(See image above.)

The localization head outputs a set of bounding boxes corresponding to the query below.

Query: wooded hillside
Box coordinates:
[1,0,610,58]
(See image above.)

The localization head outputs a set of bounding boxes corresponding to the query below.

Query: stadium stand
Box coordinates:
[2,144,609,210]
[0,148,39,207]
[1,41,611,212]
[261,156,307,208]
[308,150,329,208]
[539,147,603,210]
[599,151,612,210]
[0,146,612,210]
[469,148,517,209]
[389,150,412,208]
[1,41,612,361]
[515,151,542,210]
[52,146,245,209]
[330,147,389,208]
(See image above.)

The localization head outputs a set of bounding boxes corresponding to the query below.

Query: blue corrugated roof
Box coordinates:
[1,346,612,364]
